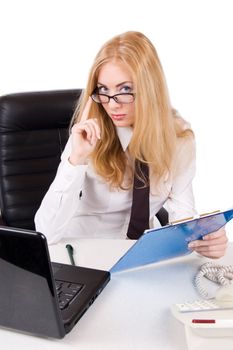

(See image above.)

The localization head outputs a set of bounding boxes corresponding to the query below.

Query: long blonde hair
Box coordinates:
[71,31,193,188]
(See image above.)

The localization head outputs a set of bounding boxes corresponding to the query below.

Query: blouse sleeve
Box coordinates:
[34,137,87,244]
[165,135,197,223]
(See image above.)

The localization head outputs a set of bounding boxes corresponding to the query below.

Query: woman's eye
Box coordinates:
[120,85,132,93]
[98,86,108,94]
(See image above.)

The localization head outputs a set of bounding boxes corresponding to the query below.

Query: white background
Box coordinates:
[0,0,232,238]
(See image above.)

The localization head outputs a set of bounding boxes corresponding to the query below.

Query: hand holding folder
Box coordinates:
[111,208,233,273]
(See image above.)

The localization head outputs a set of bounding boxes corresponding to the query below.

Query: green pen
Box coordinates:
[66,244,76,266]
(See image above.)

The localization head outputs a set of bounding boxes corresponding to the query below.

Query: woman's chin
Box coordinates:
[111,119,132,127]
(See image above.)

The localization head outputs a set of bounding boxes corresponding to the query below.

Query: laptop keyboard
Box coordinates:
[55,280,84,310]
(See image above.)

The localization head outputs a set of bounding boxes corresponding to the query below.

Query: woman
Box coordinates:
[35,31,227,258]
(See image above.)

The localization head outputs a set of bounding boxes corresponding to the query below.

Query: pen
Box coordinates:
[66,244,76,266]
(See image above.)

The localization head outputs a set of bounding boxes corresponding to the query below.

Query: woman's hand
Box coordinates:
[188,227,228,258]
[69,97,101,165]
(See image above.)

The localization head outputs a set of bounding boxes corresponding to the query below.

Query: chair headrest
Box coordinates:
[0,89,82,131]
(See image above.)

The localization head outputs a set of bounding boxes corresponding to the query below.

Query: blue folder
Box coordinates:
[110,208,233,273]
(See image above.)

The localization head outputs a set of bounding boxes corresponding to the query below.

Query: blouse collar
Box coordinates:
[116,126,133,152]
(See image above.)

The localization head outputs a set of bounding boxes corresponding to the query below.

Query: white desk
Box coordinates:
[0,240,233,350]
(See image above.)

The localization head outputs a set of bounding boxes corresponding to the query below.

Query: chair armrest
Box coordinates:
[156,207,169,226]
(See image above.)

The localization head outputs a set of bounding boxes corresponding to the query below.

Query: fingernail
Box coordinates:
[188,242,195,248]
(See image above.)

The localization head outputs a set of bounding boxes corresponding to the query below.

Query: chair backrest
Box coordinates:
[0,89,82,229]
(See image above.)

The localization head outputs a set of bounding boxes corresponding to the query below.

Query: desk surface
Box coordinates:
[1,239,233,350]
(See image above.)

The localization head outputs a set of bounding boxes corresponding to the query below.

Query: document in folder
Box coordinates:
[110,208,233,273]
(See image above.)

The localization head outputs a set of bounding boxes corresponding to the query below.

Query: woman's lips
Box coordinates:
[111,114,126,121]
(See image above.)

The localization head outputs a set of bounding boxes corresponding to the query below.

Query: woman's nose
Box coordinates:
[108,97,121,108]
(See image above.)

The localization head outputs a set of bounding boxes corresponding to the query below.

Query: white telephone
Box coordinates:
[171,262,233,337]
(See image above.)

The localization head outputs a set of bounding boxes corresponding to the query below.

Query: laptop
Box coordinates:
[0,226,110,338]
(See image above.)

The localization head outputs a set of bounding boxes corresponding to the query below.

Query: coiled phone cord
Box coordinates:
[194,262,233,299]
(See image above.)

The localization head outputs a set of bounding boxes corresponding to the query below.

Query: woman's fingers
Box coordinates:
[73,118,101,144]
[74,97,101,142]
[80,97,92,122]
[69,117,101,165]
[69,97,101,165]
[188,227,228,258]
[202,227,227,241]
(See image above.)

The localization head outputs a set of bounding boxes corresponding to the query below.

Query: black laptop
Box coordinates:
[0,226,110,338]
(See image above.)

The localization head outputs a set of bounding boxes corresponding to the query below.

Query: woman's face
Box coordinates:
[96,61,135,127]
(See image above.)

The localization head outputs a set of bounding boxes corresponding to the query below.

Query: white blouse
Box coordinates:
[35,126,197,244]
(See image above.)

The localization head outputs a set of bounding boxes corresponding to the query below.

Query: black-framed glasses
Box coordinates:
[91,92,135,104]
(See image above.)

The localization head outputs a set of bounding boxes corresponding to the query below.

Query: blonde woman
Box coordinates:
[35,31,227,258]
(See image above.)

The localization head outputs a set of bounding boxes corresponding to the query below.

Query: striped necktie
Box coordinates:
[126,160,150,239]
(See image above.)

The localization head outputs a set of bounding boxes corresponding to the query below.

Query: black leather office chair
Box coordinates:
[0,89,82,229]
[0,89,168,231]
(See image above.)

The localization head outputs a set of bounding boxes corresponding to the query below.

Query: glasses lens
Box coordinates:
[91,92,135,104]
[115,94,135,103]
[91,93,109,104]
